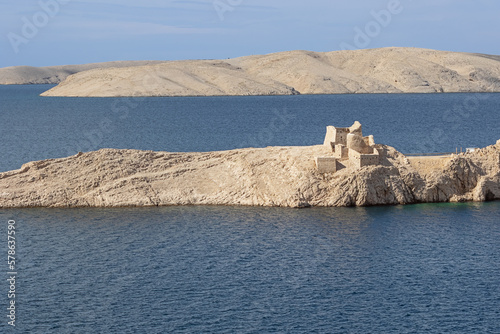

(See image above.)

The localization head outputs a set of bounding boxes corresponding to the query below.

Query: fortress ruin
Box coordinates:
[315,121,380,173]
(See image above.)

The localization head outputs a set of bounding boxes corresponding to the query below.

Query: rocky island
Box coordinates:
[38,47,500,97]
[1,123,498,208]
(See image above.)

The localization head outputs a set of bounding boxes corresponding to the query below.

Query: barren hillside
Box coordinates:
[1,140,499,208]
[39,47,500,97]
[0,60,167,85]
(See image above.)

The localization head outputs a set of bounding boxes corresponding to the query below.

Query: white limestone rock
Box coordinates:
[349,121,363,136]
[0,140,499,208]
[347,133,373,154]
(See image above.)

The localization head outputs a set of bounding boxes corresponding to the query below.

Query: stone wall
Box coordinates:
[334,128,350,146]
[324,126,350,148]
[334,144,349,160]
[360,149,380,167]
[364,135,375,147]
[318,122,380,172]
[315,157,337,173]
[349,148,380,169]
[347,133,372,154]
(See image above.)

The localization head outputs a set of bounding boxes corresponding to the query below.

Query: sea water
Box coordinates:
[1,204,500,333]
[1,85,500,172]
[0,86,499,333]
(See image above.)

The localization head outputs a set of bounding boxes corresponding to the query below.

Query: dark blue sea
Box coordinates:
[1,85,500,333]
[1,85,500,172]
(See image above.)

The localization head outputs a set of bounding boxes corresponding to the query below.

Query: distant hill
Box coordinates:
[0,61,167,85]
[5,47,500,97]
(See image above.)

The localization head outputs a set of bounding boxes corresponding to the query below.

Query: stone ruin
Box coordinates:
[315,121,380,173]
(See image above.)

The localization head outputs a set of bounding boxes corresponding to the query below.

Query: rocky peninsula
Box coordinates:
[1,123,498,208]
[38,47,500,97]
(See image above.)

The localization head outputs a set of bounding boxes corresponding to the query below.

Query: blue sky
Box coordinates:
[1,0,499,67]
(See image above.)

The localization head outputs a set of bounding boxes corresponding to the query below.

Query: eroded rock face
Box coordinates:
[0,141,499,208]
[347,133,372,154]
[349,121,363,136]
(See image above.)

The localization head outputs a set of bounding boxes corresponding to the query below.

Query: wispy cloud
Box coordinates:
[1,0,499,67]
[41,0,225,39]
[54,20,223,39]
[72,0,211,11]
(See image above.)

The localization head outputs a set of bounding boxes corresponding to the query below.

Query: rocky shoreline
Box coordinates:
[1,138,499,208]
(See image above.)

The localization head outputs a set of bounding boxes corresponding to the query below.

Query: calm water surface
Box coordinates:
[0,86,499,333]
[1,85,499,172]
[1,203,500,333]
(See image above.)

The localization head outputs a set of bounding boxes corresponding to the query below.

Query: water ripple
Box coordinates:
[1,203,499,333]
